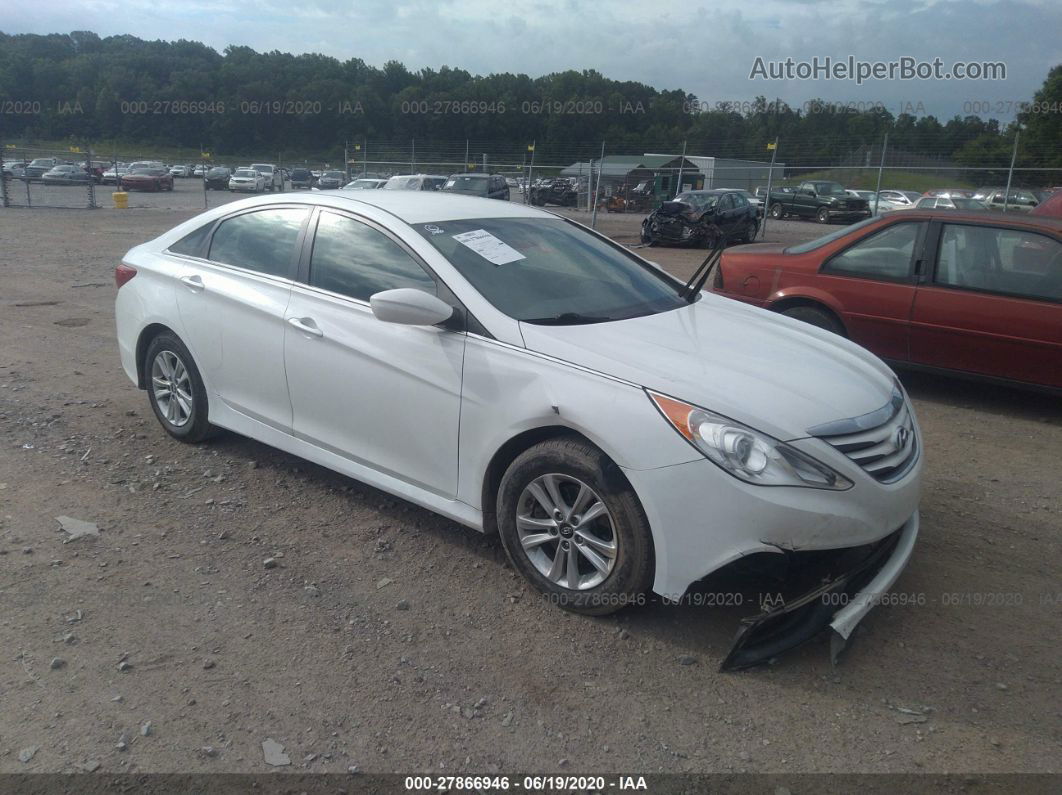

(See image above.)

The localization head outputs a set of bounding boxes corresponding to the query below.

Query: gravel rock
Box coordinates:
[140,722,153,737]
[18,746,39,763]
[263,557,277,569]
[49,657,66,670]
[396,599,410,611]
[261,738,291,766]
[677,655,697,666]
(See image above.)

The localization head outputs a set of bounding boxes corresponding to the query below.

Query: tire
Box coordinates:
[739,220,758,243]
[496,437,654,616]
[816,207,830,224]
[144,333,217,443]
[769,203,783,219]
[781,305,845,336]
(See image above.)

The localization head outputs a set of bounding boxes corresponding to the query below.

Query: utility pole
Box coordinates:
[1003,130,1019,213]
[674,140,687,198]
[759,138,779,240]
[591,140,605,228]
[873,134,888,216]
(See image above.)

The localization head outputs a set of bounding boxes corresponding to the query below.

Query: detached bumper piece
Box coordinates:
[720,512,919,671]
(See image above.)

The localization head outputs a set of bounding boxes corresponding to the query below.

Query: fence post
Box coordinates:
[86,147,96,209]
[411,139,415,173]
[464,140,469,173]
[1002,131,1019,213]
[591,141,605,228]
[675,140,687,198]
[759,138,779,240]
[0,143,8,208]
[872,133,888,216]
[526,141,536,205]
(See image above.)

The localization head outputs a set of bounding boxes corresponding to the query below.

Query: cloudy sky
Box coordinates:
[4,0,1060,119]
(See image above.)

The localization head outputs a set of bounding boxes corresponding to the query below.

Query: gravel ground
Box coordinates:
[0,205,1059,778]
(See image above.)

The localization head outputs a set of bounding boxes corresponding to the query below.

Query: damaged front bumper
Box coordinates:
[720,511,919,671]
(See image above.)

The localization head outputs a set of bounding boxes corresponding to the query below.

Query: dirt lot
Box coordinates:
[0,205,1059,780]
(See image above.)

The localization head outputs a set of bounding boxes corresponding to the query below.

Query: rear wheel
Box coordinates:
[769,203,783,219]
[144,333,217,443]
[781,305,844,336]
[496,437,654,616]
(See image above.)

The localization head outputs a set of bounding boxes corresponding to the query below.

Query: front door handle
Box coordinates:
[180,275,204,292]
[287,316,324,338]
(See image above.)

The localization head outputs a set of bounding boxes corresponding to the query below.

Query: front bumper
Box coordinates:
[720,512,919,669]
[828,208,872,220]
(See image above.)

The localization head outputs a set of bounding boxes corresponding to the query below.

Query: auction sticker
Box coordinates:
[452,229,525,265]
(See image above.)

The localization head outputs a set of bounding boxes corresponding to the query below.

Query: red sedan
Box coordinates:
[710,210,1062,391]
[119,167,174,192]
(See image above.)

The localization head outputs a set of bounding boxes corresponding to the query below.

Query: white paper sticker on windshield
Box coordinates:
[452,229,526,265]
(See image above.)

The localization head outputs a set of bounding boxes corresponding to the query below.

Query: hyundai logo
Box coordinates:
[894,426,911,449]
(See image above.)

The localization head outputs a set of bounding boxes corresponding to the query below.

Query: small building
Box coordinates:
[645,154,786,193]
[560,154,702,205]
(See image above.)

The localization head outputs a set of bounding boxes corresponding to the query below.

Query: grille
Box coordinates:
[809,389,918,483]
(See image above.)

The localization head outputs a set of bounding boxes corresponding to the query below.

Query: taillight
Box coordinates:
[115,263,137,289]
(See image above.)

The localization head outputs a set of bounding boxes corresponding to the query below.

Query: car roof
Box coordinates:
[448,173,489,179]
[883,208,1062,230]
[211,190,553,224]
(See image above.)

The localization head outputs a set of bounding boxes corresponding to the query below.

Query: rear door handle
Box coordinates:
[179,275,204,292]
[287,316,324,338]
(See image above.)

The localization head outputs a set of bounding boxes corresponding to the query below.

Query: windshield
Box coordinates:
[811,182,847,196]
[951,198,985,209]
[414,217,688,324]
[785,216,880,254]
[345,179,379,189]
[384,176,421,190]
[675,193,718,210]
[207,168,228,176]
[234,169,257,177]
[444,175,489,195]
[322,171,345,179]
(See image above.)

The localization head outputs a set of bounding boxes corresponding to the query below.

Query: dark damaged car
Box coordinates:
[641,190,759,247]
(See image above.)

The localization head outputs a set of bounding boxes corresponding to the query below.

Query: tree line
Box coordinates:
[0,32,1058,175]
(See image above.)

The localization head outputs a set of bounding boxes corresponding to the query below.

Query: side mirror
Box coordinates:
[370,288,454,326]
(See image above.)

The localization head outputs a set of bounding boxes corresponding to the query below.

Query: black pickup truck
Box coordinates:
[767,180,871,223]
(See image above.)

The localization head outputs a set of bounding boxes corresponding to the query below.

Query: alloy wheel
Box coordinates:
[516,473,617,591]
[151,350,193,427]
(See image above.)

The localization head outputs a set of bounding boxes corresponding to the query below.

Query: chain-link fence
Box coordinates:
[4,135,1060,217]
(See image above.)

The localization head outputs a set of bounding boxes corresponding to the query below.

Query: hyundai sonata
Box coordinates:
[115,192,922,668]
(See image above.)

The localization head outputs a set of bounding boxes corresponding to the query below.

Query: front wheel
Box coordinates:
[740,220,758,243]
[144,333,217,443]
[496,437,654,616]
[781,305,845,336]
[769,203,783,219]
[816,207,830,223]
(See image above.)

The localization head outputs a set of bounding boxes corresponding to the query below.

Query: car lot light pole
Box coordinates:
[1002,131,1019,213]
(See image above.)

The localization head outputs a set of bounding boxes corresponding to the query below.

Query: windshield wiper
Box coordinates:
[522,312,614,325]
[681,242,725,301]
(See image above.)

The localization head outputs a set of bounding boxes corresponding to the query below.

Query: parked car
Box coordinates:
[192,164,208,177]
[101,164,129,184]
[250,163,284,191]
[228,168,267,193]
[23,157,62,181]
[909,196,986,210]
[382,174,448,191]
[119,167,174,192]
[41,164,94,185]
[767,181,871,223]
[203,167,233,190]
[641,189,759,247]
[169,164,194,178]
[316,170,347,190]
[710,210,1062,391]
[115,191,923,669]
[981,189,1040,212]
[719,188,762,217]
[529,177,578,207]
[2,160,29,179]
[343,178,387,190]
[1030,192,1062,219]
[442,173,510,201]
[922,188,975,199]
[876,190,923,210]
[289,168,316,190]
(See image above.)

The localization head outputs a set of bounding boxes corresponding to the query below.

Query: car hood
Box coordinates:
[518,294,897,441]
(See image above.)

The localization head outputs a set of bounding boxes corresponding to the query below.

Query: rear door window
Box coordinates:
[935,223,1062,301]
[207,208,308,278]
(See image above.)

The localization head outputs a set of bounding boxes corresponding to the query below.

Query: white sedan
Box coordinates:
[228,168,266,192]
[114,192,922,668]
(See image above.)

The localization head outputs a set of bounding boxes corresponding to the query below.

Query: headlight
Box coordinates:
[648,391,853,490]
